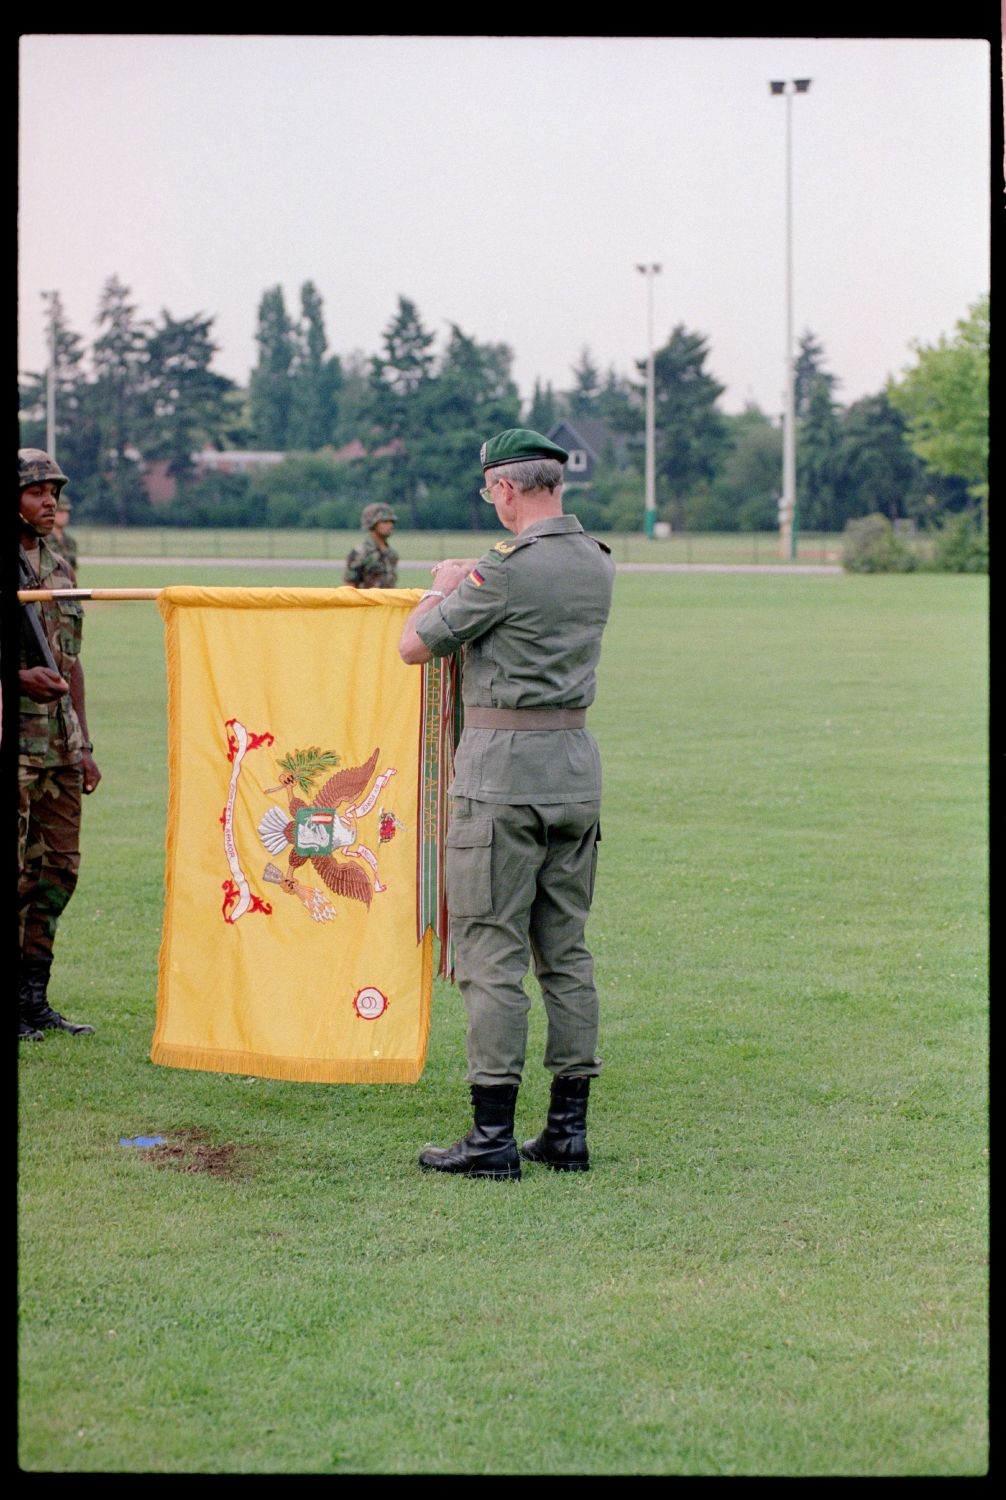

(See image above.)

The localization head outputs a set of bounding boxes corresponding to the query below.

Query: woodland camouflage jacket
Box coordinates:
[18,538,85,766]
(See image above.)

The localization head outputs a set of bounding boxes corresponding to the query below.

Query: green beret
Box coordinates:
[480,428,569,471]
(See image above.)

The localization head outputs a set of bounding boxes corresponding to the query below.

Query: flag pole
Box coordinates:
[18,588,163,602]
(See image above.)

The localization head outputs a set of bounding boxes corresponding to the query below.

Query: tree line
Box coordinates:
[18,277,987,536]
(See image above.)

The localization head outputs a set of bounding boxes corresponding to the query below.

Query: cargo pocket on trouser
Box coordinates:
[446,815,494,917]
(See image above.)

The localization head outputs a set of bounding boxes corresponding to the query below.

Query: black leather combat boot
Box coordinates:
[419,1083,521,1180]
[19,961,47,1040]
[19,958,95,1036]
[520,1075,591,1171]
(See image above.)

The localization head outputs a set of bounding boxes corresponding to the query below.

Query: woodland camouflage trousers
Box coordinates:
[18,763,83,962]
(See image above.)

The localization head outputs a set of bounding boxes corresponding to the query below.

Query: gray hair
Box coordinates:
[488,457,564,494]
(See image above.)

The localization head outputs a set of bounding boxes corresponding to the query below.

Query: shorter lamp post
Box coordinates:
[636,262,661,539]
[42,289,57,458]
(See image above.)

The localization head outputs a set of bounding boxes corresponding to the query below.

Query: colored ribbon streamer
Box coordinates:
[418,654,460,977]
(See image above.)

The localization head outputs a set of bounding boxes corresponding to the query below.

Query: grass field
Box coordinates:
[71,524,848,567]
[18,563,988,1475]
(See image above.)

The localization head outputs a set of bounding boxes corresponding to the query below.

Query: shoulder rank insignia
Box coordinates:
[492,539,517,554]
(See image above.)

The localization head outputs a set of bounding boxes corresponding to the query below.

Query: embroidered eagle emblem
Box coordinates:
[256,746,397,918]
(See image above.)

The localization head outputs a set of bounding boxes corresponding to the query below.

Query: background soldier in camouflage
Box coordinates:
[18,449,101,1041]
[344,502,399,588]
[51,492,79,580]
[399,429,615,1180]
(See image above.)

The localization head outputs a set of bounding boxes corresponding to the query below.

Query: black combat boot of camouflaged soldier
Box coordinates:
[18,1014,44,1042]
[419,1083,521,1180]
[19,961,47,1040]
[19,958,95,1036]
[520,1076,591,1171]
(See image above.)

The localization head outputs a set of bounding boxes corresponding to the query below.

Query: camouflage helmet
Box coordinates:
[361,502,397,529]
[19,448,69,495]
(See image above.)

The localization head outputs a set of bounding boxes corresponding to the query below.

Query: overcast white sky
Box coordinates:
[18,33,992,420]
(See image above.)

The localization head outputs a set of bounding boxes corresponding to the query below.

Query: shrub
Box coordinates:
[842,513,918,573]
[582,464,643,533]
[683,484,740,533]
[246,453,366,526]
[159,472,262,527]
[303,497,365,529]
[563,487,612,533]
[929,511,988,573]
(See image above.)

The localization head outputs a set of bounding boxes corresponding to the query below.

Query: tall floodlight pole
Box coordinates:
[636,263,661,539]
[43,291,57,458]
[770,78,811,560]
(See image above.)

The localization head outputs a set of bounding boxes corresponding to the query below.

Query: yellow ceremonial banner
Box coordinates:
[153,585,437,1084]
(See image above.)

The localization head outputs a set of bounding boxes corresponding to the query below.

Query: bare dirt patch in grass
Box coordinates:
[148,1127,250,1180]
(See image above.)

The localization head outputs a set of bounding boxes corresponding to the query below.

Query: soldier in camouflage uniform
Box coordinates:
[51,493,79,580]
[17,449,101,1041]
[399,429,615,1180]
[344,502,399,588]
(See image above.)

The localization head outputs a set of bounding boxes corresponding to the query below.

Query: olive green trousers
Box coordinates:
[446,796,603,1086]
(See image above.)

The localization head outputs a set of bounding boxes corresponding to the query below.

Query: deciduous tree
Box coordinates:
[708,406,783,531]
[887,293,989,504]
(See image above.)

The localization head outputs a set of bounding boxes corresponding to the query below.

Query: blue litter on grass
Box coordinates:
[119,1135,166,1148]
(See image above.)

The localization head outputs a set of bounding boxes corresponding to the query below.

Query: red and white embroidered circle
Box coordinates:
[353,986,388,1020]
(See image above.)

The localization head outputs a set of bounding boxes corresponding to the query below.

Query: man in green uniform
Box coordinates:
[51,493,79,580]
[344,502,399,588]
[399,429,614,1179]
[17,449,101,1041]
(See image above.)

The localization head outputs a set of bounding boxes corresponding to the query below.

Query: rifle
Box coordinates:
[18,545,67,680]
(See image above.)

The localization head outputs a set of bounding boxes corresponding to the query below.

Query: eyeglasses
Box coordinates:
[480,478,502,504]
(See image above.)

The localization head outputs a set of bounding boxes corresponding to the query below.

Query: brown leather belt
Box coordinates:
[464,707,587,730]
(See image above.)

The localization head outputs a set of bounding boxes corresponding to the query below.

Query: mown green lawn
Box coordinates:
[71,524,847,567]
[18,565,987,1475]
